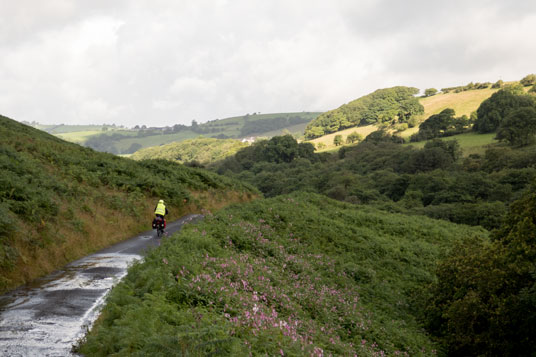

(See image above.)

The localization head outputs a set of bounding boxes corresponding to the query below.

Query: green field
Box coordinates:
[55,130,104,143]
[405,132,497,156]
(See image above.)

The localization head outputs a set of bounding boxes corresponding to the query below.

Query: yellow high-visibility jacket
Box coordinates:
[155,202,167,216]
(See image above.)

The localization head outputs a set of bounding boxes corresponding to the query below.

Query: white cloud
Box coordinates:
[0,1,535,126]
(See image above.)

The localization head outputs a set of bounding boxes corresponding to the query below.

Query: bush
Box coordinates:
[425,188,536,356]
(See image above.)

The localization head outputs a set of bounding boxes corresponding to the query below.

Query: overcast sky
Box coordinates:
[1,0,535,127]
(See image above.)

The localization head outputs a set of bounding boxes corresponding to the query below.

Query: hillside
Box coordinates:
[304,87,423,139]
[34,112,321,155]
[130,137,249,165]
[0,115,257,293]
[419,86,499,118]
[78,192,486,355]
[309,82,506,151]
[215,134,536,231]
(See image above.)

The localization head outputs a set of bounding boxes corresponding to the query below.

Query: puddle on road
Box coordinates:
[0,253,142,356]
[0,214,202,356]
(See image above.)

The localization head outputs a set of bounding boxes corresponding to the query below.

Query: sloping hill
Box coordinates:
[36,112,321,155]
[420,87,499,118]
[130,138,249,165]
[307,85,505,150]
[304,87,423,139]
[0,115,257,293]
[78,192,486,355]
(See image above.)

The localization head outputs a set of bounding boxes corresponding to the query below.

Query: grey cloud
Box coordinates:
[1,1,535,126]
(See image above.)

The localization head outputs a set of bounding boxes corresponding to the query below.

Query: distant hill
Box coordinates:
[0,115,256,293]
[130,137,249,165]
[304,86,423,139]
[307,82,509,151]
[30,112,321,155]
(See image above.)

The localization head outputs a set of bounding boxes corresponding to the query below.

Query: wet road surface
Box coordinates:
[0,214,202,356]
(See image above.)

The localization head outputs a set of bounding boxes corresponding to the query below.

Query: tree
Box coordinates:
[491,79,504,88]
[419,108,456,138]
[529,84,536,94]
[520,73,536,86]
[473,87,536,133]
[424,88,438,97]
[346,131,362,144]
[425,187,536,356]
[304,86,423,138]
[333,135,343,146]
[496,106,536,146]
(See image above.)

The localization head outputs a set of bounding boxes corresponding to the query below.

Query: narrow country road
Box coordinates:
[0,214,203,357]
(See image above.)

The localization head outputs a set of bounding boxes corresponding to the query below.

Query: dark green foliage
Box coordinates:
[411,108,471,141]
[217,135,316,173]
[496,106,536,146]
[333,134,342,146]
[405,140,461,173]
[425,188,536,356]
[416,109,456,139]
[364,130,404,144]
[79,192,486,355]
[304,87,423,139]
[213,133,536,230]
[473,86,536,133]
[346,131,362,144]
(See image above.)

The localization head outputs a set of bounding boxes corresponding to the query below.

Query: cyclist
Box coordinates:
[154,199,169,231]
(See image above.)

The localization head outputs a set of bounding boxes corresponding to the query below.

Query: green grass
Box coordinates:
[130,138,249,165]
[78,192,486,356]
[405,132,497,156]
[55,130,104,143]
[0,115,257,293]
